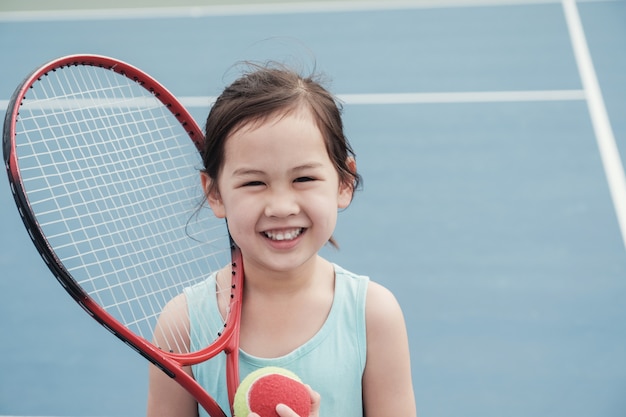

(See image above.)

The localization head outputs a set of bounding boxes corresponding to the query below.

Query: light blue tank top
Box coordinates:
[184,263,369,417]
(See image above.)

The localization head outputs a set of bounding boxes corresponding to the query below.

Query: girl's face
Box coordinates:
[202,107,354,276]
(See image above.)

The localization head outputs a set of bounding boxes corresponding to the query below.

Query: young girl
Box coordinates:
[146,63,416,417]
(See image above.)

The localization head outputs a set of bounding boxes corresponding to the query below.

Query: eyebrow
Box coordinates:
[231,168,265,177]
[231,163,324,177]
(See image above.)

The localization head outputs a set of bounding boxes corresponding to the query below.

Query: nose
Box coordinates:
[264,187,300,218]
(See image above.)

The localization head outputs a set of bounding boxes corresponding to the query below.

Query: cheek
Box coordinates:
[308,194,339,229]
[220,196,257,236]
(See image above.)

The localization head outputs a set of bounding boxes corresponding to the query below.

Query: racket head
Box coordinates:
[3,55,242,416]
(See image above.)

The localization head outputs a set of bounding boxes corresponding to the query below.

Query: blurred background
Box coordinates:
[1,1,625,416]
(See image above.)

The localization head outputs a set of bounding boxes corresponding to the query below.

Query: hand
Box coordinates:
[249,385,320,417]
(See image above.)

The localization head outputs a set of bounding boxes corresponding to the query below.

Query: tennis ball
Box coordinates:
[233,366,311,417]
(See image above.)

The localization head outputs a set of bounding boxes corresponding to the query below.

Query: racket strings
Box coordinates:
[149,267,235,354]
[14,64,230,352]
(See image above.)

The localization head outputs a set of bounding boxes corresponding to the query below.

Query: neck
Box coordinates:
[242,255,332,298]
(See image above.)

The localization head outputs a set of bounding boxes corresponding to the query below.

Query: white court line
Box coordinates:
[337,89,585,104]
[0,0,615,21]
[0,89,585,112]
[562,0,626,251]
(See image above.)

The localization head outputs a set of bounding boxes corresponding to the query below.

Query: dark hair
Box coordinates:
[202,62,361,195]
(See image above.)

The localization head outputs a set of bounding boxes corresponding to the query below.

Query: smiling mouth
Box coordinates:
[262,228,304,241]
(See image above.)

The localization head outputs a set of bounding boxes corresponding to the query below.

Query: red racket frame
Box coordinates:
[3,54,243,417]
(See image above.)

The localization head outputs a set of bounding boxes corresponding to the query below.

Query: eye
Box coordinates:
[242,180,265,187]
[294,177,315,183]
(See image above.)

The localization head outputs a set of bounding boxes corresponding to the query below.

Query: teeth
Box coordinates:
[264,228,303,241]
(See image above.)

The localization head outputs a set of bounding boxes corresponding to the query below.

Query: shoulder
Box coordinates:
[154,292,190,354]
[365,281,405,333]
[332,264,404,337]
[331,264,401,321]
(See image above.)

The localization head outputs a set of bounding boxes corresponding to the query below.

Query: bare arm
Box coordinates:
[362,282,417,417]
[147,294,199,417]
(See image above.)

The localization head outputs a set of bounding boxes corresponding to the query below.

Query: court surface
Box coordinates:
[1,1,625,416]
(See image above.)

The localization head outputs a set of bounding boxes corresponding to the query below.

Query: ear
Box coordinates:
[200,172,226,218]
[337,157,357,209]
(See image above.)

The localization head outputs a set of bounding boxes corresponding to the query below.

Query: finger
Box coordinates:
[275,404,298,417]
[304,385,321,417]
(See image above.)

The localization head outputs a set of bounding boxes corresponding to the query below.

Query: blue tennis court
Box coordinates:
[1,1,625,416]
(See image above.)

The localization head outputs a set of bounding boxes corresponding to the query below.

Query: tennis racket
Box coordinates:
[3,54,243,417]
